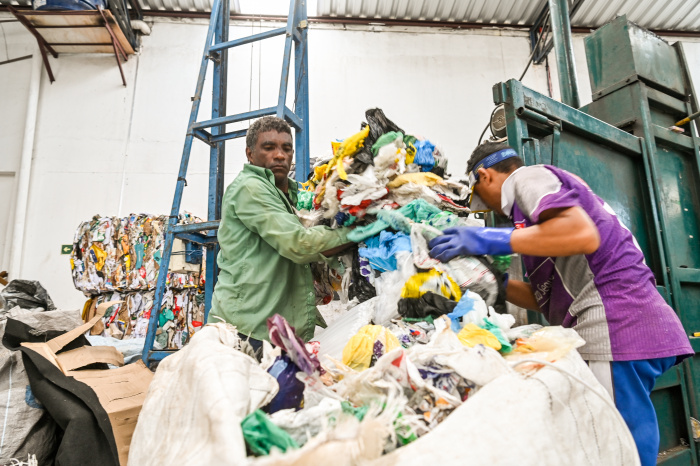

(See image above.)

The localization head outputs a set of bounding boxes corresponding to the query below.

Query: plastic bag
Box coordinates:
[482,318,512,353]
[241,409,299,456]
[358,231,412,273]
[371,131,404,156]
[373,251,416,325]
[505,326,586,364]
[267,314,321,375]
[269,397,343,447]
[347,199,442,243]
[296,190,314,210]
[505,323,543,341]
[365,108,404,148]
[387,172,443,189]
[348,247,377,303]
[314,297,377,363]
[264,354,306,414]
[397,292,458,319]
[413,140,436,171]
[1,279,56,311]
[457,323,501,351]
[342,325,401,371]
[401,269,461,301]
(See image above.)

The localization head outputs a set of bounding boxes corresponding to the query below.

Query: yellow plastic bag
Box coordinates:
[342,324,400,371]
[387,172,444,189]
[457,323,502,351]
[400,269,462,301]
[328,125,370,181]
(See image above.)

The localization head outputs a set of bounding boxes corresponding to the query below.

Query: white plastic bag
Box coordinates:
[373,251,416,325]
[314,297,377,364]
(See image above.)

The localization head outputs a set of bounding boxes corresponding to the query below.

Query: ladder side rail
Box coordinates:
[276,0,299,117]
[293,0,309,182]
[142,0,223,364]
[205,0,229,320]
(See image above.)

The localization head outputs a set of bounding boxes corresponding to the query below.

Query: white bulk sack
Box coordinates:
[128,323,279,466]
[369,350,640,466]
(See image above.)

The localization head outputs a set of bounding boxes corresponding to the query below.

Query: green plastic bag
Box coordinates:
[371,131,403,155]
[296,190,314,211]
[482,318,513,353]
[241,410,299,456]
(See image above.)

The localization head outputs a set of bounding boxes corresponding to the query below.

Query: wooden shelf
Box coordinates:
[8,6,135,85]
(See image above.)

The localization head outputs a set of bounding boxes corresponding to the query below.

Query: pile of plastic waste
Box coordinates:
[234,109,582,457]
[71,213,205,348]
[236,313,584,459]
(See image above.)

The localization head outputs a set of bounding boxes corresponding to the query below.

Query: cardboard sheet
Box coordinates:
[19,299,153,465]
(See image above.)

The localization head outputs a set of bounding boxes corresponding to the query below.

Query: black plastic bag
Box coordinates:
[1,280,56,311]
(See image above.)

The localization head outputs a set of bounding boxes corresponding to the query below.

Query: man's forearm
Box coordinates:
[506,280,541,311]
[510,207,600,257]
[321,242,354,257]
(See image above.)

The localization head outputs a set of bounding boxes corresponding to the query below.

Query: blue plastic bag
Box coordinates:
[413,140,436,171]
[264,354,305,414]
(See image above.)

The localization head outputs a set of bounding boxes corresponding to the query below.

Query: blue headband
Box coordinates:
[471,148,518,181]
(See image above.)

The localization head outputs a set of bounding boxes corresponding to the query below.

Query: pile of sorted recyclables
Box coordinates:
[70,213,205,349]
[129,109,637,466]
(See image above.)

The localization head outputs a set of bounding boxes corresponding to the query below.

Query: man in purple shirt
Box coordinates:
[429,140,693,466]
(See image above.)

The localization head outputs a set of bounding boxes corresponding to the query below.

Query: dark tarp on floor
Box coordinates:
[2,318,120,466]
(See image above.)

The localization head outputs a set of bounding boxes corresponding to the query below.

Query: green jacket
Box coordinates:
[209,164,350,342]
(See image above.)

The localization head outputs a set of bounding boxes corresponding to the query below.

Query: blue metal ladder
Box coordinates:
[142,0,310,365]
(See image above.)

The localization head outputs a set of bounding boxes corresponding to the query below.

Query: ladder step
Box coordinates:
[283,107,303,130]
[174,231,218,244]
[170,221,220,234]
[191,107,277,131]
[208,27,286,53]
[147,350,177,362]
[210,128,248,144]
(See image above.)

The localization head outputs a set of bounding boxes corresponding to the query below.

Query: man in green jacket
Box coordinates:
[208,116,351,349]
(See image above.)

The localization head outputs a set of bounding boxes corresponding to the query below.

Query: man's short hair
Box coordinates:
[467,139,524,175]
[246,116,292,149]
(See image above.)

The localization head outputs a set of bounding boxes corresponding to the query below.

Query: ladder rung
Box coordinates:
[191,107,276,131]
[283,106,303,130]
[193,128,214,146]
[174,231,218,244]
[210,128,248,143]
[170,221,220,234]
[147,350,177,362]
[208,27,286,53]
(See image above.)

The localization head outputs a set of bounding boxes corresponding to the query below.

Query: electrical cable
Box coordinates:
[476,14,551,146]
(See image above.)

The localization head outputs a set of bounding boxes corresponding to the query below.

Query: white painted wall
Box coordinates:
[1,15,699,309]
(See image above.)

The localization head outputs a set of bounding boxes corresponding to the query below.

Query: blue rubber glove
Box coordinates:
[428,227,514,262]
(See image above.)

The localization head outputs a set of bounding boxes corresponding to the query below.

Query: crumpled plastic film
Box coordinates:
[342,324,401,371]
[413,140,436,171]
[358,231,412,273]
[241,409,299,456]
[401,269,462,301]
[457,323,502,351]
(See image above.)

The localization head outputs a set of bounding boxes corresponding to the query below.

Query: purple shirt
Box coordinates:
[506,165,692,362]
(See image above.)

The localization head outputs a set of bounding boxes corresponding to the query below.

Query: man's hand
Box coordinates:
[428,227,514,262]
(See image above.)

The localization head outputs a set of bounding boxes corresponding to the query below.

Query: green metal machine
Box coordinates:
[492,13,700,465]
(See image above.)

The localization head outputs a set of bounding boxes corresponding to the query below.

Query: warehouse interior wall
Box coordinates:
[0,14,699,310]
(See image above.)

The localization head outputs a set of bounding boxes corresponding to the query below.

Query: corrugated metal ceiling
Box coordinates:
[317,0,700,31]
[1,0,698,31]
